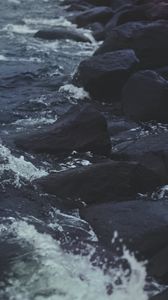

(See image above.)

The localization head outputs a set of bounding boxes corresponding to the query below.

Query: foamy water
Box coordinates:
[59,84,90,103]
[0,144,48,187]
[0,219,149,300]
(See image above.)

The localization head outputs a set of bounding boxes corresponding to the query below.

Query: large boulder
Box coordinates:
[15,104,111,157]
[70,7,114,27]
[34,28,91,42]
[73,49,139,102]
[111,132,168,182]
[80,200,168,259]
[34,160,164,207]
[113,3,168,26]
[122,70,168,122]
[148,246,168,284]
[96,21,168,68]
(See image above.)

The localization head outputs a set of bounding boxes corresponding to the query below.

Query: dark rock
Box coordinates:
[96,21,168,68]
[34,28,91,42]
[85,0,112,6]
[73,49,139,102]
[86,22,105,41]
[111,132,168,182]
[15,104,111,157]
[34,160,163,206]
[66,3,93,12]
[148,246,168,284]
[80,200,168,258]
[122,70,168,122]
[157,66,168,81]
[150,289,168,300]
[107,118,137,136]
[110,0,134,10]
[105,4,136,32]
[70,7,114,27]
[115,3,168,26]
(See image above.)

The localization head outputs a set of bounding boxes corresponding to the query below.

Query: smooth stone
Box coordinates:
[73,49,139,102]
[95,21,168,68]
[15,104,111,157]
[34,28,91,43]
[80,200,168,258]
[70,6,114,27]
[111,132,168,182]
[34,160,163,206]
[122,70,168,122]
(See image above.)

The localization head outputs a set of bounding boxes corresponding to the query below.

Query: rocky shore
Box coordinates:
[1,0,168,298]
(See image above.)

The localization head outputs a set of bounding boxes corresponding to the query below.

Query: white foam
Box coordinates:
[0,144,48,187]
[0,54,8,61]
[48,208,97,242]
[0,55,42,63]
[2,24,36,34]
[24,17,73,28]
[8,0,20,4]
[59,84,90,102]
[0,219,148,300]
[13,116,57,127]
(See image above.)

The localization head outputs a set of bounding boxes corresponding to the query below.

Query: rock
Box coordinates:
[80,200,168,258]
[110,0,134,10]
[114,3,168,26]
[70,6,114,27]
[85,22,105,41]
[122,70,168,122]
[105,4,136,32]
[15,104,111,157]
[148,245,168,284]
[107,118,137,136]
[73,49,139,102]
[111,132,168,182]
[34,28,91,42]
[96,21,168,68]
[34,160,163,206]
[157,66,168,81]
[150,289,168,300]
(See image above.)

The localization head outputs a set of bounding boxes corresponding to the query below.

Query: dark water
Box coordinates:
[0,0,160,299]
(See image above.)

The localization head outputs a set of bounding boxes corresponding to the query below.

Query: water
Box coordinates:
[0,0,160,298]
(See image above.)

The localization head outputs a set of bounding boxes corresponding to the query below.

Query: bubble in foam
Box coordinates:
[59,84,90,102]
[0,144,48,187]
[0,219,148,300]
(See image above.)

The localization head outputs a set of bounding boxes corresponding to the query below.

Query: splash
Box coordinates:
[0,144,48,187]
[0,219,148,300]
[59,84,90,103]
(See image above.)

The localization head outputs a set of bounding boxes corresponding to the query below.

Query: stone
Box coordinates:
[96,21,168,68]
[15,104,111,157]
[80,200,168,258]
[70,6,114,27]
[122,70,168,122]
[111,132,168,182]
[34,160,163,206]
[34,28,91,42]
[73,49,139,102]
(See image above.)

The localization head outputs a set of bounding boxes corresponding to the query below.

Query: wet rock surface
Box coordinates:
[69,6,114,27]
[73,49,139,101]
[95,21,168,68]
[15,104,111,157]
[122,70,168,122]
[34,28,91,42]
[80,200,168,259]
[34,160,162,206]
